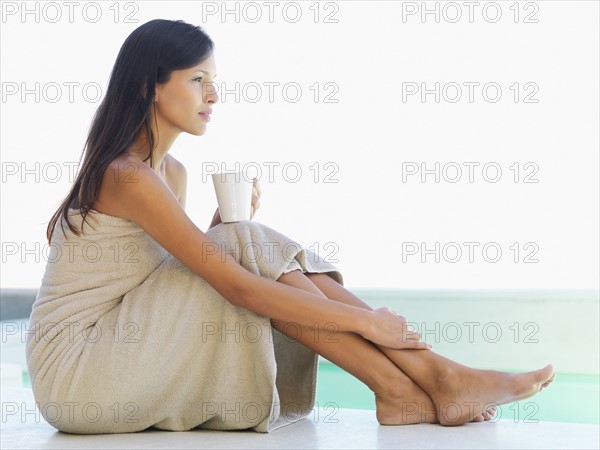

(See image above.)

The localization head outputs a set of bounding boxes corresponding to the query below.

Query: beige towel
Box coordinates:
[25,208,343,434]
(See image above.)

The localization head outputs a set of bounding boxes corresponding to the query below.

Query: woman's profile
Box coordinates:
[26,18,555,434]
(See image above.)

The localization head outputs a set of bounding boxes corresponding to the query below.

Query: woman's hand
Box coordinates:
[361,307,432,350]
[250,177,261,220]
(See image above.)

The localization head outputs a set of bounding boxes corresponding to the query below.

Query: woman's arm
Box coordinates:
[107,158,372,335]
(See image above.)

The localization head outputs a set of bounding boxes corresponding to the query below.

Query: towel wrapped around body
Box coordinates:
[25,208,344,434]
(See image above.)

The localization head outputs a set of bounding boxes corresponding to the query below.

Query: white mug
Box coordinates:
[211,172,253,223]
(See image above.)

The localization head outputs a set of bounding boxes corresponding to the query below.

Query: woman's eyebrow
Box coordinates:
[194,70,217,77]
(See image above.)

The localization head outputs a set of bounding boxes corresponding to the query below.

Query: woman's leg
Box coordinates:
[274,270,492,425]
[305,273,556,426]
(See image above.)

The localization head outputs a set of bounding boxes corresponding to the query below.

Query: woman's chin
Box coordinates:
[188,126,208,137]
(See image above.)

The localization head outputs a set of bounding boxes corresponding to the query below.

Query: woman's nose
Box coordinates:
[204,83,219,104]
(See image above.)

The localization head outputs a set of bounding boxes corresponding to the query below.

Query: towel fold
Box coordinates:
[26,209,343,434]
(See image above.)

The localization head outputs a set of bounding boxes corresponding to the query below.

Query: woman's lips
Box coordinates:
[198,113,211,122]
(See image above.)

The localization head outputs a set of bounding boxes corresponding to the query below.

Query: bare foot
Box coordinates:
[375,382,437,425]
[429,363,556,426]
[375,385,498,425]
[471,405,497,422]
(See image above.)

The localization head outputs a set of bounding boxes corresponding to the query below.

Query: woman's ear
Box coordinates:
[140,82,158,102]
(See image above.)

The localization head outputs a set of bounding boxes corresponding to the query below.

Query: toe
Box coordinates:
[542,372,556,388]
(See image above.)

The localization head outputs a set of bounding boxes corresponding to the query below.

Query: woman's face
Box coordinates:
[153,53,218,136]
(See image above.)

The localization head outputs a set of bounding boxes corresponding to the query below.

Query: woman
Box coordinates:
[26,19,555,435]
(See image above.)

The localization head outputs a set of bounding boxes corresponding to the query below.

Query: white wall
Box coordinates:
[1,1,598,290]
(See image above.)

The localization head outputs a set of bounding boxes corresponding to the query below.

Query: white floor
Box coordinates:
[2,386,599,450]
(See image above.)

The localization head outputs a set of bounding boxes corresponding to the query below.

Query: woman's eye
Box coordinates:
[194,77,203,82]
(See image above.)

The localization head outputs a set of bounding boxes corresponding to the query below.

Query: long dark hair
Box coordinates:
[46,19,214,244]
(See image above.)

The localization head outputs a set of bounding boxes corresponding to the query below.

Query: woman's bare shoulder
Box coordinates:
[91,154,185,216]
[165,154,187,183]
[165,153,184,170]
[92,154,156,218]
[165,154,187,207]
